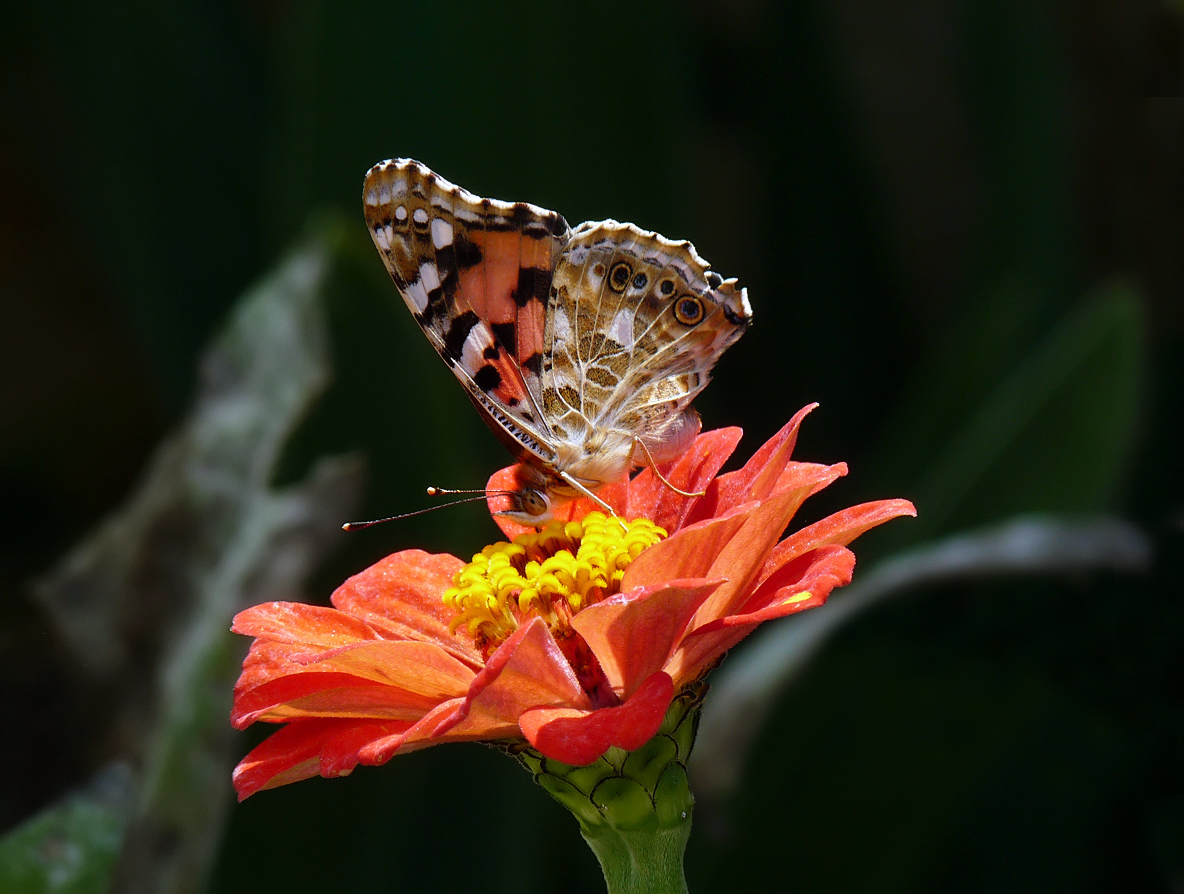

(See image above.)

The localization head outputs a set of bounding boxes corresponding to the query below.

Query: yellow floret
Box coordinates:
[442,512,667,652]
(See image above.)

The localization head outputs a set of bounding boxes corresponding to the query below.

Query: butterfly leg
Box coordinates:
[634,438,708,499]
[557,470,619,517]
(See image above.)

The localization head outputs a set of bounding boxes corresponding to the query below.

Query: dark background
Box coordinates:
[3,1,1181,891]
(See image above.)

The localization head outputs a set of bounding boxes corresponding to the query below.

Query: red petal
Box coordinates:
[232,602,380,646]
[520,672,675,766]
[683,404,817,525]
[670,545,858,685]
[232,717,412,799]
[232,673,443,726]
[623,427,744,530]
[622,503,754,591]
[353,698,466,766]
[234,640,327,693]
[234,636,475,700]
[729,545,855,623]
[757,498,917,585]
[329,550,480,667]
[300,640,474,695]
[428,618,589,744]
[572,578,723,696]
[638,480,820,631]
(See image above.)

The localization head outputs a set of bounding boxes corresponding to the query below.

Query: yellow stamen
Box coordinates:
[443,512,667,656]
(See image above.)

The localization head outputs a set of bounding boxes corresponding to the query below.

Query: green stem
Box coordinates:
[581,815,691,894]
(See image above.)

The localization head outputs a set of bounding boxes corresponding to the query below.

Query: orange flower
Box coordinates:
[230,405,914,798]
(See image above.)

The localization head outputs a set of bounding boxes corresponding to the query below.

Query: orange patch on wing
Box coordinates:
[517,298,546,362]
[480,348,533,408]
[460,232,551,326]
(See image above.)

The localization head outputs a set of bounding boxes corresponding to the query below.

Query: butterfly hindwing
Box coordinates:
[542,220,751,463]
[363,159,572,465]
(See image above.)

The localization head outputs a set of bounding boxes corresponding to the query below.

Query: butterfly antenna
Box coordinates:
[342,487,517,530]
[634,439,707,499]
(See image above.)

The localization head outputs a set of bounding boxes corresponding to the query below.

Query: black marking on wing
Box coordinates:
[453,234,483,270]
[489,321,518,356]
[443,311,480,361]
[722,303,749,326]
[521,352,543,377]
[473,364,503,393]
[415,299,445,330]
[513,266,552,308]
[510,203,535,226]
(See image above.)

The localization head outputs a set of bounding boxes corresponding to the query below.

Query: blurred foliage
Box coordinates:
[2,0,1180,891]
[0,767,131,894]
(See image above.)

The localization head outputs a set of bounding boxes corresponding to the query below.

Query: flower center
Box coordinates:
[444,512,667,664]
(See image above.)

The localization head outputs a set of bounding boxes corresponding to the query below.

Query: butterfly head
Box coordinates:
[499,485,553,524]
[489,464,557,525]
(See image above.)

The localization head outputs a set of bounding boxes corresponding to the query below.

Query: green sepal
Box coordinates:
[507,681,707,894]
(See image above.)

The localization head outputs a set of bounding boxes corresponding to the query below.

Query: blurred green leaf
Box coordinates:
[882,283,1144,543]
[0,766,131,894]
[32,222,364,893]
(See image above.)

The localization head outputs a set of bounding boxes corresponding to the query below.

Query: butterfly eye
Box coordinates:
[518,488,550,518]
[632,272,648,290]
[674,295,705,326]
[608,261,633,293]
[659,279,675,296]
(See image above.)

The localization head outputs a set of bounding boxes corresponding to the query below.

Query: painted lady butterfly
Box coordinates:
[362,159,752,524]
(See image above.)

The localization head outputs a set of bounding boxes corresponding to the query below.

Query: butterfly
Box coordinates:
[362,159,752,524]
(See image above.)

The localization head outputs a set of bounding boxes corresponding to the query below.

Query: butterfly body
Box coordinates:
[363,159,751,523]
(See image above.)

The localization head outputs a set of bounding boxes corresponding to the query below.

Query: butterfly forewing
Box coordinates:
[363,159,570,466]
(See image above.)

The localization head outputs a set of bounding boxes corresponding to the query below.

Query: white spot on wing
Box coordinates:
[405,279,429,312]
[431,218,454,249]
[419,263,441,293]
[374,225,392,250]
[394,205,408,221]
[608,311,633,346]
[413,208,429,225]
[460,327,494,372]
[550,306,573,341]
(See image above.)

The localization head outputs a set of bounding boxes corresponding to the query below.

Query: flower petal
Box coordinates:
[426,618,590,745]
[232,717,412,799]
[519,671,675,766]
[232,602,380,646]
[300,640,474,694]
[352,699,465,766]
[621,502,754,591]
[330,549,480,667]
[623,427,744,530]
[683,404,817,525]
[234,639,332,693]
[232,672,444,726]
[757,498,917,585]
[723,545,855,625]
[669,545,858,685]
[572,578,723,697]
